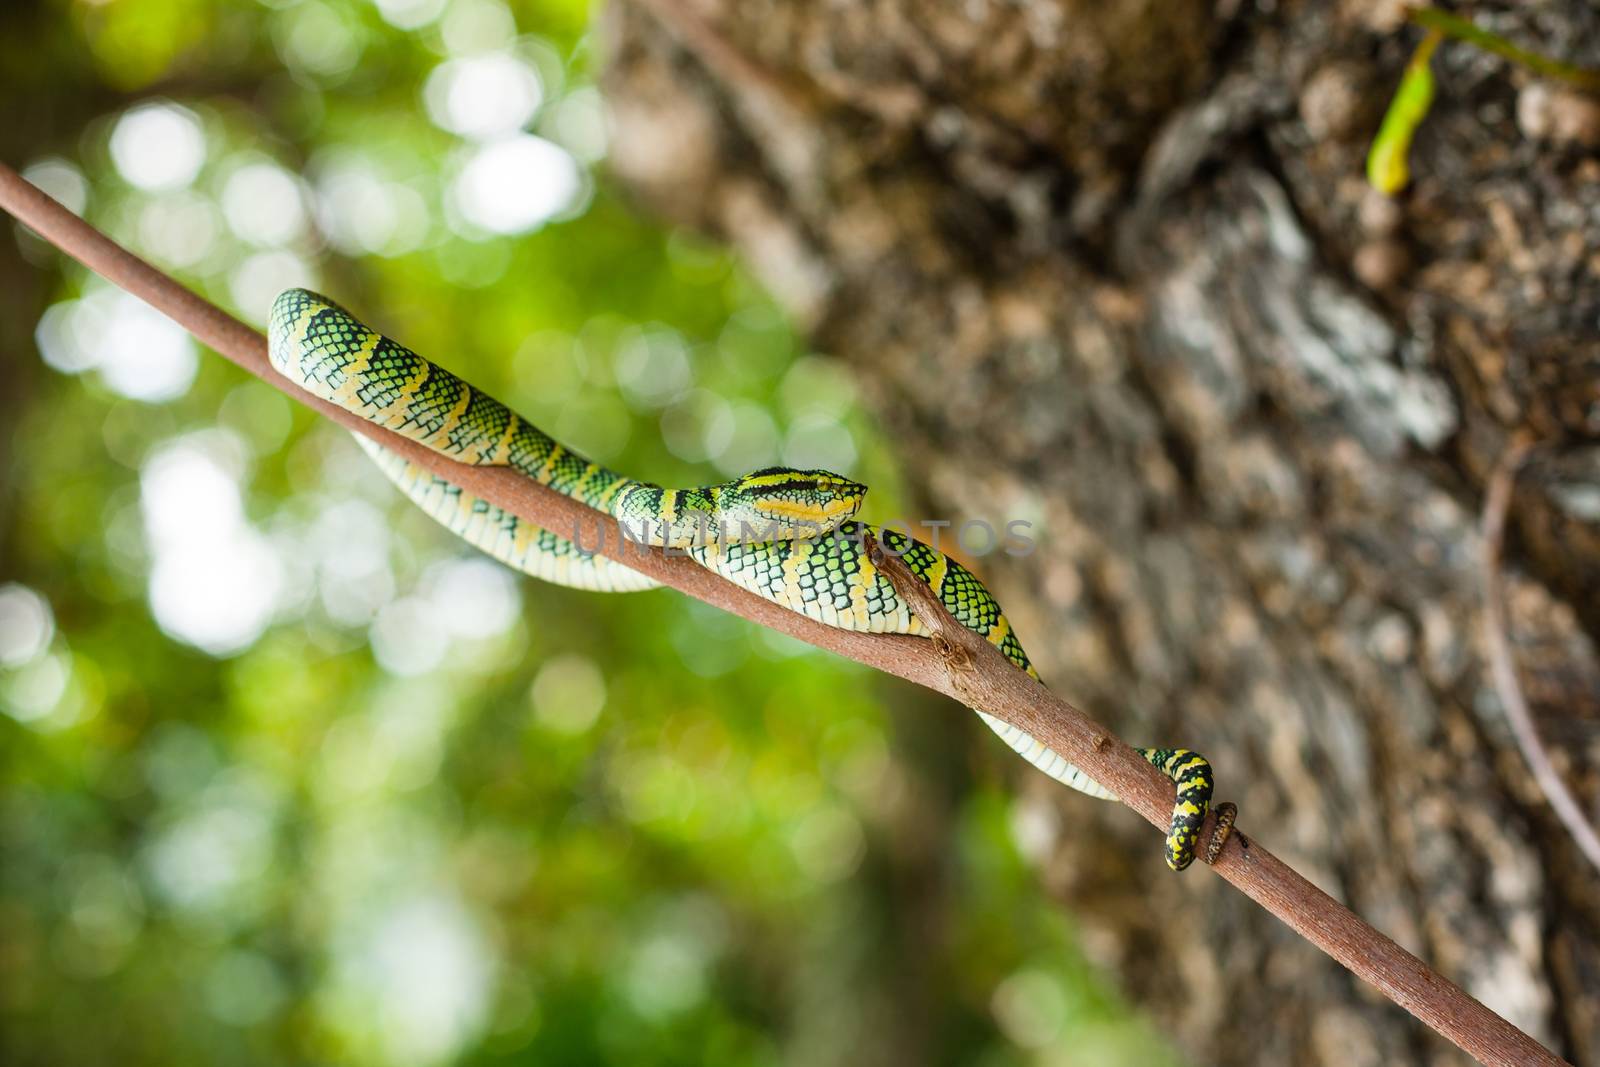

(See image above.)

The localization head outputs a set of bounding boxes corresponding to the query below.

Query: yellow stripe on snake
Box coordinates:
[268,288,1215,870]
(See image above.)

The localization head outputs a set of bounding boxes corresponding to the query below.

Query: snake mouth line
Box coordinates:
[753,499,861,524]
[608,518,843,547]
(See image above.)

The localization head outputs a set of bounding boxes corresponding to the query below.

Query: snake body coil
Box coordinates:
[269,288,1214,870]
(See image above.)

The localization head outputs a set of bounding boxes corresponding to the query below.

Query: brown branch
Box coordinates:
[1480,436,1600,874]
[0,160,1568,1067]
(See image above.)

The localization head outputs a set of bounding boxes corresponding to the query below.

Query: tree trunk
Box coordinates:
[598,2,1600,1063]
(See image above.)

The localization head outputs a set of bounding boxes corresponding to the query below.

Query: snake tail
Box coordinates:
[1138,747,1213,871]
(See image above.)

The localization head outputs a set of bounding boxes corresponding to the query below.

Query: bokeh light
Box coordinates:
[0,584,55,668]
[311,499,397,626]
[274,0,363,79]
[325,893,495,1066]
[142,773,280,911]
[439,0,517,55]
[423,557,521,641]
[542,86,608,164]
[20,157,89,215]
[450,134,583,235]
[372,0,448,30]
[137,191,221,268]
[1,651,70,725]
[59,853,145,978]
[712,401,782,476]
[530,652,606,734]
[109,102,206,192]
[312,154,431,257]
[424,52,543,141]
[782,413,858,473]
[35,286,199,401]
[221,160,308,246]
[141,434,285,655]
[659,389,735,463]
[614,327,692,409]
[369,596,449,676]
[230,249,317,323]
[992,967,1070,1049]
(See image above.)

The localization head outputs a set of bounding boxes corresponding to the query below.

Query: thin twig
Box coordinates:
[0,161,1568,1067]
[1409,7,1600,92]
[1480,436,1600,874]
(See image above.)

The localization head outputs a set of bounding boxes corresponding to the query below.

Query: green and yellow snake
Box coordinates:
[268,288,1215,870]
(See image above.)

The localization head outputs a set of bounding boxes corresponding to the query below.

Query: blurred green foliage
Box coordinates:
[0,1,1181,1064]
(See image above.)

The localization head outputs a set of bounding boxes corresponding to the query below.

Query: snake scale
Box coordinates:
[268,288,1215,870]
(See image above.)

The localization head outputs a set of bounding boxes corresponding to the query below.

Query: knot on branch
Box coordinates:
[931,633,975,673]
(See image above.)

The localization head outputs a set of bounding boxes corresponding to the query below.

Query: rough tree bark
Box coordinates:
[598,2,1600,1064]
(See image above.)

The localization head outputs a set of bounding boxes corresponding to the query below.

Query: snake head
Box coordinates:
[719,467,866,542]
